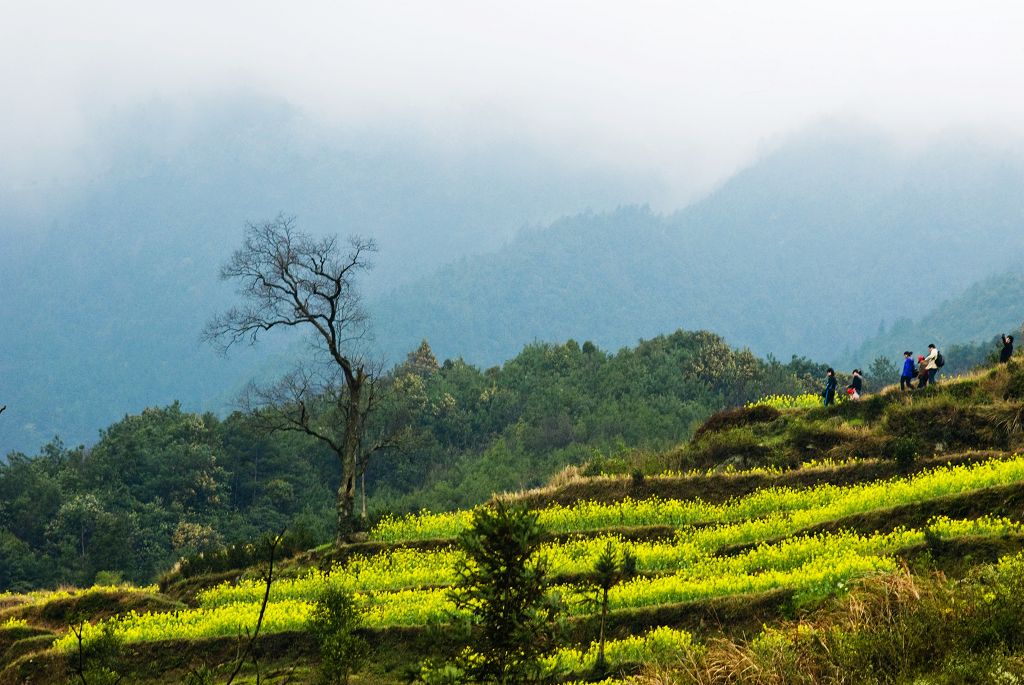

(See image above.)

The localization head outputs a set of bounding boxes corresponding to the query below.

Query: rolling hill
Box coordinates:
[5,357,1024,683]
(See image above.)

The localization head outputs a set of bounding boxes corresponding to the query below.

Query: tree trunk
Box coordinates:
[336,379,363,541]
[361,470,367,520]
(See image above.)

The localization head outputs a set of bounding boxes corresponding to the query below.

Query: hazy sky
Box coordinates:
[3,1,1024,201]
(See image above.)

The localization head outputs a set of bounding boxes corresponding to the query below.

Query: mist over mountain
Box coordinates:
[372,126,1024,366]
[3,106,1023,457]
[0,98,654,454]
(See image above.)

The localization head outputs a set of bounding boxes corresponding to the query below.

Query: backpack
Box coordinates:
[936,351,945,368]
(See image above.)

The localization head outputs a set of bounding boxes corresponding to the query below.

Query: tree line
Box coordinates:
[1,329,826,592]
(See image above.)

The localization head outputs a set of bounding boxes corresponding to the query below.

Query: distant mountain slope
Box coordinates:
[0,98,649,454]
[845,270,1024,367]
[372,129,1024,366]
[4,114,1024,455]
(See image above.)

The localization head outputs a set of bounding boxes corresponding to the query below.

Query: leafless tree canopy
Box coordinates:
[203,216,375,386]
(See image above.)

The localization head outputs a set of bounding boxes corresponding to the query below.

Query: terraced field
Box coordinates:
[1,453,1020,683]
[6,366,1024,684]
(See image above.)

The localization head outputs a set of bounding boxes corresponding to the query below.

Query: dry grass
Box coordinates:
[640,568,933,685]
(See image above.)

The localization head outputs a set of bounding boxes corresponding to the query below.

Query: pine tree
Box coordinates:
[450,501,558,684]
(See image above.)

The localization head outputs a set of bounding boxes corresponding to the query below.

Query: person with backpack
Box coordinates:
[823,368,838,407]
[847,369,864,400]
[900,351,915,391]
[925,344,943,384]
[1000,335,1014,364]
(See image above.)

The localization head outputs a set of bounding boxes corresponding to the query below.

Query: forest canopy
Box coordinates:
[1,330,824,592]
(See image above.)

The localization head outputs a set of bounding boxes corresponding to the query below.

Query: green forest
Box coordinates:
[0,330,824,592]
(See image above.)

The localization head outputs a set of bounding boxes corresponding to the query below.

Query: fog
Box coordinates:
[4,1,1024,206]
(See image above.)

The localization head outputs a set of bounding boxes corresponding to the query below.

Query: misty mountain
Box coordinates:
[3,109,1024,457]
[0,98,652,454]
[372,127,1024,367]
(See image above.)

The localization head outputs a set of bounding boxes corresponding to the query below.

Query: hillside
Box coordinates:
[372,131,1024,367]
[5,355,1024,683]
[846,269,1024,368]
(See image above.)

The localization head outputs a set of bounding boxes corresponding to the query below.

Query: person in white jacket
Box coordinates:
[925,344,940,385]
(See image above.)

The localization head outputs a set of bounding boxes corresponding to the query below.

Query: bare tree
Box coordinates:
[204,216,385,540]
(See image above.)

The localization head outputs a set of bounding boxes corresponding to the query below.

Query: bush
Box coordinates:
[665,557,1024,684]
[307,586,368,685]
[92,570,123,586]
[890,437,922,470]
[804,392,895,425]
[1004,361,1024,401]
[940,380,985,402]
[692,405,781,441]
[785,421,860,458]
[65,620,125,685]
[978,403,1024,445]
[168,529,314,583]
[824,435,893,462]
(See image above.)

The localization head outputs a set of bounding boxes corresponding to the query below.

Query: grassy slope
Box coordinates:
[5,360,1024,684]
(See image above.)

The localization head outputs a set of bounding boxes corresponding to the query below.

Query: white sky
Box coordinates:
[3,1,1024,199]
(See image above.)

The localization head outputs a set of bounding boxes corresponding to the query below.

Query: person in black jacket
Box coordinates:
[847,369,864,400]
[1000,335,1015,364]
[823,368,838,407]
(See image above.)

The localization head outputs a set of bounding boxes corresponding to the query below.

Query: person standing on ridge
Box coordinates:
[925,344,942,385]
[1000,335,1014,364]
[823,368,838,407]
[917,355,929,389]
[847,369,864,400]
[900,351,915,391]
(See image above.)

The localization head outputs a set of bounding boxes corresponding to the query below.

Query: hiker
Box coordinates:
[1000,335,1015,363]
[917,355,929,389]
[925,344,942,384]
[847,369,863,400]
[823,368,838,406]
[900,351,916,391]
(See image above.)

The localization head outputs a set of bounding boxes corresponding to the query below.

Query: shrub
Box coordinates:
[785,421,860,458]
[824,435,893,462]
[692,405,781,441]
[657,557,1024,685]
[1004,362,1024,401]
[307,586,368,685]
[92,570,123,586]
[168,530,313,584]
[65,620,125,685]
[978,403,1024,445]
[890,437,922,470]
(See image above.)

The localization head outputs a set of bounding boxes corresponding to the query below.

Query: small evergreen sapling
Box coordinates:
[592,542,637,675]
[307,586,368,685]
[448,500,559,684]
